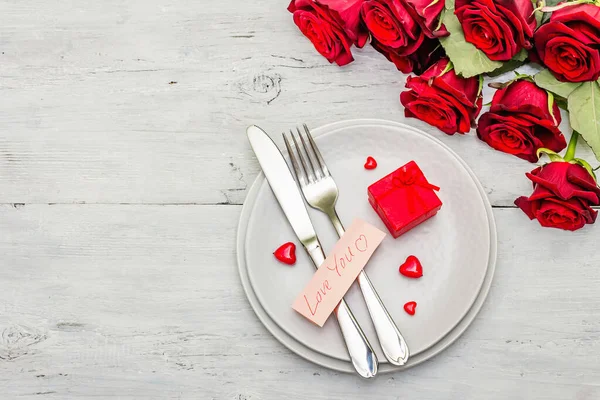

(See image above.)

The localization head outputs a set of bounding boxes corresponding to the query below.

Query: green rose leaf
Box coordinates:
[486,60,525,77]
[568,81,600,161]
[513,48,528,62]
[439,1,503,77]
[486,50,529,77]
[534,69,582,99]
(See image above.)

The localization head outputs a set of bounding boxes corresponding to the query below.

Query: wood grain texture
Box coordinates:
[0,1,594,207]
[0,204,599,399]
[1,1,599,399]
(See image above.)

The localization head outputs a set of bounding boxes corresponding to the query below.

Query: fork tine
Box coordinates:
[297,127,321,180]
[290,129,315,183]
[303,123,330,177]
[283,133,307,185]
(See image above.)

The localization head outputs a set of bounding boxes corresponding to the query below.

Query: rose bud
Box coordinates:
[400,58,483,134]
[287,0,366,66]
[361,0,448,73]
[534,3,600,82]
[455,0,537,61]
[515,162,600,231]
[476,79,566,162]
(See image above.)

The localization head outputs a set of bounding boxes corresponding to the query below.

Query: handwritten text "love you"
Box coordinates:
[302,234,368,317]
[292,219,386,327]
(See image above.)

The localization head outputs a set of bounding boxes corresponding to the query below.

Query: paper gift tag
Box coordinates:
[292,218,386,327]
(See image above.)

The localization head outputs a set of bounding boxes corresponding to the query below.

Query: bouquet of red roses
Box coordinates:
[287,0,600,231]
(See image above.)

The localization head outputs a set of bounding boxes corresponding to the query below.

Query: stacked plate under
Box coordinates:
[237,119,497,373]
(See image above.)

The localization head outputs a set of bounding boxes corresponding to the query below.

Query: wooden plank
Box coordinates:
[0,204,598,398]
[0,1,590,207]
[1,1,599,398]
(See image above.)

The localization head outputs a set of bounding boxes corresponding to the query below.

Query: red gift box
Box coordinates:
[368,161,442,238]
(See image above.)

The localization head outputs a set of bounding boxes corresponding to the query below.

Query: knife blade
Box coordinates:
[246,125,315,245]
[246,124,378,378]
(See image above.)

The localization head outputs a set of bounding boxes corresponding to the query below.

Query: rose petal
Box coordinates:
[455,0,533,61]
[534,11,600,82]
[525,162,600,204]
[405,0,448,37]
[290,1,357,66]
[320,0,370,45]
[545,36,599,82]
[401,89,461,134]
[420,58,480,108]
[536,199,586,231]
[528,184,558,201]
[515,196,537,219]
[550,3,600,33]
[477,112,540,161]
[490,80,561,123]
[475,99,567,161]
[495,0,536,37]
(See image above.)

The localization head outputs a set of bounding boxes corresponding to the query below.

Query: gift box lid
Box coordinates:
[368,161,439,200]
[368,161,442,226]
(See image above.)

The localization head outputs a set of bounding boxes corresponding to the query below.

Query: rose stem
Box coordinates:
[564,131,579,162]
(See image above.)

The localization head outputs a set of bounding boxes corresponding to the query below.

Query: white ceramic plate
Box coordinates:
[237,119,497,372]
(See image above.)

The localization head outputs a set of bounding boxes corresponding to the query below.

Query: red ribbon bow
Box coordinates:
[388,166,440,214]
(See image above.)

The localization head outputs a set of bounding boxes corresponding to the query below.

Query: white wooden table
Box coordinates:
[1,1,599,399]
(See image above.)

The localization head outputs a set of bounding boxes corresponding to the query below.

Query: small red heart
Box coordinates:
[364,156,377,170]
[399,255,423,278]
[274,242,297,265]
[404,301,417,316]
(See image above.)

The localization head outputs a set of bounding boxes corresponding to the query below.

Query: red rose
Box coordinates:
[288,0,366,66]
[515,162,600,231]
[406,0,448,35]
[455,0,536,61]
[534,4,600,82]
[373,36,445,74]
[361,0,447,73]
[400,58,483,134]
[476,80,566,162]
[362,0,424,48]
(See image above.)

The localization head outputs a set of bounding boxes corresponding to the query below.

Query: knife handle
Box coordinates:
[306,242,378,378]
[327,209,410,366]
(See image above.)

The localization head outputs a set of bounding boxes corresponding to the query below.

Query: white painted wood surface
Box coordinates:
[0,1,599,399]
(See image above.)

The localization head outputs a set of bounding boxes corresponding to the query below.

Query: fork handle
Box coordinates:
[306,243,378,378]
[327,209,410,366]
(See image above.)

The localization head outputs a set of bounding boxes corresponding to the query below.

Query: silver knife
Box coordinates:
[247,125,378,378]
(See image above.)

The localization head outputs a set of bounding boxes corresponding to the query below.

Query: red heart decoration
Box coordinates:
[364,156,377,170]
[274,242,297,265]
[399,255,423,278]
[404,301,417,316]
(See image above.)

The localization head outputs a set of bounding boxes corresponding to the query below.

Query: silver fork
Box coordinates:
[283,124,410,366]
